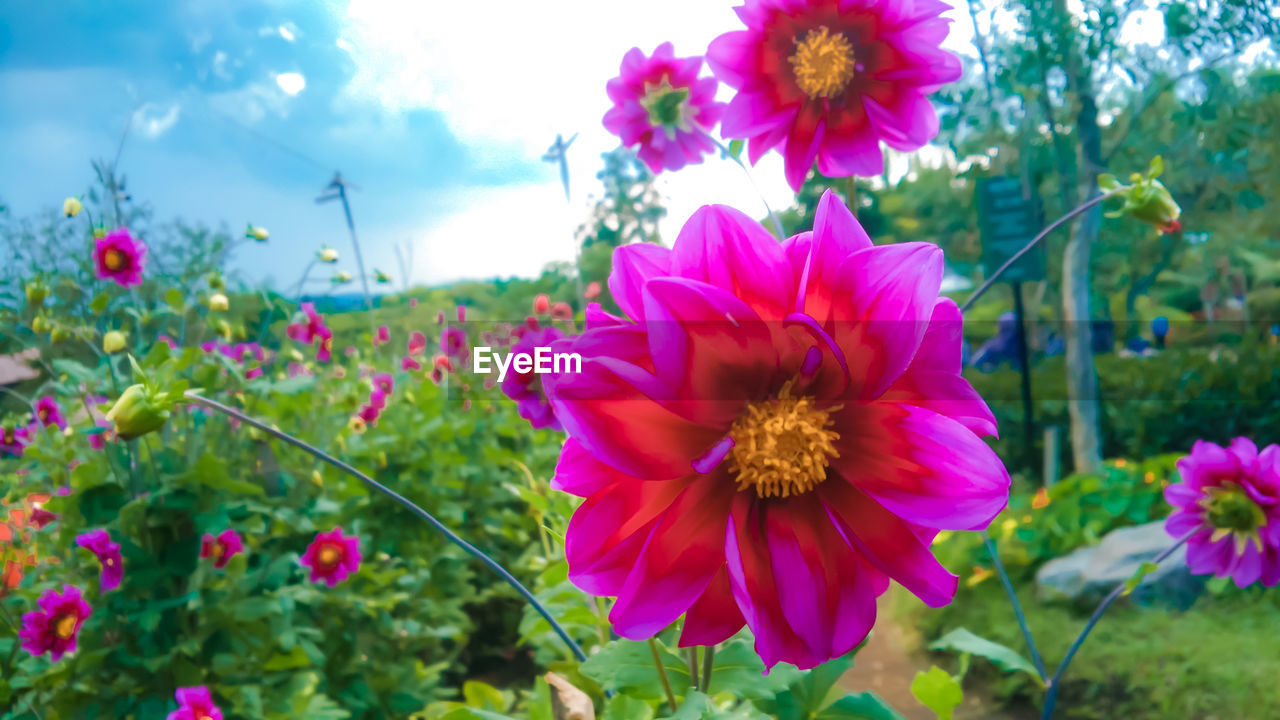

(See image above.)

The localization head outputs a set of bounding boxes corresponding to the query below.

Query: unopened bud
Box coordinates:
[103,330,127,354]
[209,293,230,311]
[25,281,49,305]
[63,197,82,217]
[105,384,172,440]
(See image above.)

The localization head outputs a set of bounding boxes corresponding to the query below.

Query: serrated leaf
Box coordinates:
[1123,561,1161,596]
[927,628,1040,682]
[581,639,692,700]
[910,667,962,720]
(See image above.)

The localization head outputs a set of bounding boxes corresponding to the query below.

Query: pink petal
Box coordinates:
[608,243,672,321]
[669,204,796,322]
[678,565,746,647]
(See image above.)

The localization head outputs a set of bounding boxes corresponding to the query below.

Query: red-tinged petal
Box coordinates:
[761,495,877,663]
[782,105,825,192]
[863,92,939,151]
[725,494,821,669]
[706,30,764,91]
[552,438,635,497]
[722,90,795,137]
[830,402,1010,530]
[678,564,746,647]
[610,477,734,638]
[797,190,873,321]
[829,242,943,399]
[748,122,790,165]
[545,330,723,480]
[669,205,796,322]
[566,477,693,596]
[820,480,958,608]
[609,243,672,321]
[641,277,778,427]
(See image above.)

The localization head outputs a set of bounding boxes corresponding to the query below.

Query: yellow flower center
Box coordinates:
[212,543,225,560]
[728,383,840,498]
[103,249,126,271]
[317,544,342,568]
[38,408,49,422]
[105,557,114,567]
[54,614,78,639]
[789,26,856,99]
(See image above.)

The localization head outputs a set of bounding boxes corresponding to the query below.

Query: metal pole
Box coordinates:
[1012,281,1036,476]
[335,180,373,314]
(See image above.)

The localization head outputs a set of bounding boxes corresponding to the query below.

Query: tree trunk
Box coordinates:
[1062,60,1105,475]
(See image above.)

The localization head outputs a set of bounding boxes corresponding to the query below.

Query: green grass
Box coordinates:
[897,580,1280,719]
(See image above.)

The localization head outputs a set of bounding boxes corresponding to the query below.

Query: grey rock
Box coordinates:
[1035,521,1204,610]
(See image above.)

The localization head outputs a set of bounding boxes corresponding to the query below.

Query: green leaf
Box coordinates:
[52,358,98,384]
[263,645,311,671]
[657,691,710,720]
[927,628,1040,681]
[909,667,962,720]
[1148,155,1164,178]
[707,639,798,700]
[90,292,110,314]
[581,639,692,700]
[1097,173,1121,191]
[462,681,508,712]
[165,287,185,311]
[604,694,655,720]
[142,338,171,369]
[814,693,908,720]
[1123,561,1161,596]
[728,139,745,159]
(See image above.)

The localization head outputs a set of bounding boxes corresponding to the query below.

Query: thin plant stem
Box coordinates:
[701,644,716,694]
[649,637,679,712]
[686,647,700,692]
[711,138,787,241]
[182,391,588,663]
[983,533,1048,683]
[1041,530,1194,719]
[845,176,858,219]
[959,189,1121,313]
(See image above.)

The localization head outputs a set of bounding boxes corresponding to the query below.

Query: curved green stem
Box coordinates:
[712,137,787,241]
[650,638,679,712]
[983,533,1047,683]
[182,391,588,663]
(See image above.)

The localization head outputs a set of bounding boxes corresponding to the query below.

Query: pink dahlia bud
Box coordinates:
[551,302,574,321]
[584,281,602,300]
[533,294,551,314]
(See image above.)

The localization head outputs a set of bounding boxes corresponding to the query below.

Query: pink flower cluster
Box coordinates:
[286,303,334,362]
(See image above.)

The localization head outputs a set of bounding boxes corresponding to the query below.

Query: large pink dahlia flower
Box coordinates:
[19,585,92,660]
[604,42,727,174]
[543,190,1008,669]
[707,0,962,191]
[93,228,148,287]
[1165,438,1280,588]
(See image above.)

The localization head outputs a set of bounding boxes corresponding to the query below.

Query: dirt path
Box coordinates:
[840,596,1030,720]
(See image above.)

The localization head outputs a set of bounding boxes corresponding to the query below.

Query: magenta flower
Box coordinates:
[374,325,390,347]
[441,327,468,358]
[408,331,427,356]
[245,367,263,380]
[373,373,394,395]
[19,585,92,661]
[167,686,223,720]
[34,396,66,430]
[30,506,58,529]
[93,228,148,287]
[502,323,566,431]
[401,356,422,371]
[1,424,31,458]
[1165,438,1280,588]
[604,43,726,174]
[287,303,334,364]
[75,529,124,592]
[707,0,962,191]
[200,529,244,570]
[542,191,1007,669]
[88,420,114,450]
[300,527,362,587]
[456,305,467,322]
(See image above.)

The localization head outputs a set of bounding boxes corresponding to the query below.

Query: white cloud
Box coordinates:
[275,72,306,96]
[134,102,181,138]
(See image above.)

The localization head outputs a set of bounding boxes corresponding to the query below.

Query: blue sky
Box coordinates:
[0,0,1002,291]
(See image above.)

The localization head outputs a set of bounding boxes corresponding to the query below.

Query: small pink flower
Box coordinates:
[88,420,115,450]
[0,425,31,458]
[409,298,419,308]
[585,281,602,300]
[93,228,148,287]
[372,373,394,395]
[408,331,427,356]
[436,310,446,325]
[30,507,58,529]
[401,356,422,371]
[19,585,92,661]
[441,327,468,358]
[1165,438,1280,587]
[456,305,467,322]
[551,302,574,321]
[604,42,726,173]
[300,527,362,587]
[167,686,224,720]
[245,367,263,380]
[502,323,565,431]
[433,354,454,373]
[157,334,177,349]
[534,294,551,314]
[200,529,244,570]
[430,368,443,384]
[34,396,66,430]
[374,325,390,347]
[75,529,124,592]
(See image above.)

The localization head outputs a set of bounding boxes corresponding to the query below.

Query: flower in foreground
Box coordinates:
[707,0,962,191]
[94,228,148,287]
[544,190,1008,669]
[34,396,66,430]
[167,686,223,720]
[300,527,362,587]
[75,529,124,591]
[19,585,92,660]
[1165,438,1280,587]
[604,42,726,174]
[105,383,173,440]
[502,321,565,431]
[200,529,244,570]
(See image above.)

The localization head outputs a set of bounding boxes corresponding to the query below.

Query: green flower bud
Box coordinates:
[1099,156,1182,234]
[103,330,127,354]
[105,384,172,440]
[63,197,83,217]
[31,315,51,333]
[25,281,49,305]
[50,327,71,343]
[209,293,230,311]
[245,224,269,242]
